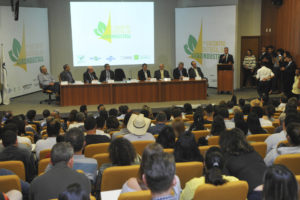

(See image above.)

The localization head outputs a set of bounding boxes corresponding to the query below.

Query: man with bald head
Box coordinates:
[188,61,204,79]
[83,66,98,83]
[154,64,170,80]
[38,65,60,95]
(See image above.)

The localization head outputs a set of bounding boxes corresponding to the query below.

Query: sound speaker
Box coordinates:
[14,0,19,21]
[272,0,283,6]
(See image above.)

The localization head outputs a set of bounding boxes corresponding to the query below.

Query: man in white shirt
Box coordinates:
[256,65,274,98]
[35,118,60,159]
[265,113,300,154]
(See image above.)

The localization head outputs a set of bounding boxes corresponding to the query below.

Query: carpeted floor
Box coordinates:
[0,88,281,115]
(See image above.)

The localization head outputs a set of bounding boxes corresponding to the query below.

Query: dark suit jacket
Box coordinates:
[60,71,75,83]
[138,69,151,80]
[83,71,98,83]
[0,146,36,182]
[154,70,170,80]
[173,68,188,79]
[283,61,296,90]
[99,70,115,82]
[219,54,234,64]
[29,162,91,200]
[188,67,204,79]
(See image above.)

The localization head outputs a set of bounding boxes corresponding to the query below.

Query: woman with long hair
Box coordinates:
[262,164,298,200]
[156,126,176,148]
[174,132,203,162]
[180,147,239,200]
[220,128,266,198]
[234,111,248,135]
[189,111,205,131]
[247,112,267,134]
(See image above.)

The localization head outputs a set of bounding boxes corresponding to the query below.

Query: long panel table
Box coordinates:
[60,79,207,106]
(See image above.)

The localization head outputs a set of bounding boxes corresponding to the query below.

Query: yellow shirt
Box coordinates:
[180,175,239,200]
[292,76,300,94]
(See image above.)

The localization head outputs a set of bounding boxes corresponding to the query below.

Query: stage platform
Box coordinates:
[0,88,280,115]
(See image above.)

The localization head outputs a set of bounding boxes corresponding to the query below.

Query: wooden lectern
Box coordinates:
[217,64,233,94]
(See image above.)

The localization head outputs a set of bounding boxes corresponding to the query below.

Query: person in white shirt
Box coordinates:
[256,65,274,98]
[35,118,61,159]
[265,113,300,154]
[276,96,288,112]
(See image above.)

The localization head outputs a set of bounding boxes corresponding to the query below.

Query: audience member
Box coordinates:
[210,115,226,136]
[142,152,179,200]
[35,117,61,159]
[234,112,248,135]
[188,111,205,131]
[265,113,300,153]
[251,106,272,127]
[156,126,176,148]
[68,112,85,131]
[181,147,239,200]
[148,112,167,135]
[247,112,267,135]
[121,143,181,199]
[29,142,91,200]
[112,112,133,139]
[174,132,203,162]
[79,105,88,117]
[124,114,155,142]
[183,103,193,115]
[26,110,41,133]
[84,116,110,145]
[264,104,275,122]
[105,116,120,133]
[108,108,118,117]
[94,116,110,139]
[262,165,298,200]
[220,128,266,197]
[0,130,35,182]
[264,122,300,166]
[204,104,214,121]
[277,96,288,111]
[58,183,89,200]
[218,108,235,129]
[172,118,185,138]
[117,105,129,120]
[67,110,78,125]
[242,104,251,115]
[239,98,246,108]
[65,128,98,183]
[41,109,50,127]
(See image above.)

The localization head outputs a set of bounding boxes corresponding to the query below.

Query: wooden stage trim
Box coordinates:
[60,80,207,106]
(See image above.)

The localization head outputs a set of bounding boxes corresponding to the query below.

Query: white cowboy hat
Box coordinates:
[127,113,151,136]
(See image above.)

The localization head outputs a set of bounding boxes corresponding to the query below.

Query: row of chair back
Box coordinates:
[118,180,249,200]
[101,161,203,191]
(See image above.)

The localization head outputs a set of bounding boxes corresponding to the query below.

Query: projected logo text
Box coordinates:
[94,13,131,43]
[184,23,225,64]
[8,26,44,71]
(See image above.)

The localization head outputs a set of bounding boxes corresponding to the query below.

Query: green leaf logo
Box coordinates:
[9,38,21,62]
[184,35,197,55]
[94,22,107,37]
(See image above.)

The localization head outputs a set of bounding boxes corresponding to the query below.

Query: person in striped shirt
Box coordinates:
[243,49,257,87]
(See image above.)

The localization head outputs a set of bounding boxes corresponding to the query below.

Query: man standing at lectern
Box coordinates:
[219,47,234,64]
[188,61,204,79]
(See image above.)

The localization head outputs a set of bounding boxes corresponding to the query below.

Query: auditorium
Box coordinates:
[0,0,299,199]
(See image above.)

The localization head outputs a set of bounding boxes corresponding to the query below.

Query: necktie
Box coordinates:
[144,71,148,79]
[106,71,110,81]
[160,70,164,79]
[226,54,228,63]
[195,68,200,78]
[180,70,183,77]
[89,73,94,81]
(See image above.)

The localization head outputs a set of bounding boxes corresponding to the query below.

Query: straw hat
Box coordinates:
[127,113,151,136]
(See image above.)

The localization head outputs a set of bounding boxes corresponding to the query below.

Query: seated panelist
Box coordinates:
[83,66,98,83]
[154,64,170,80]
[138,63,151,81]
[38,65,60,95]
[99,64,115,82]
[60,64,75,83]
[173,62,188,79]
[188,61,204,79]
